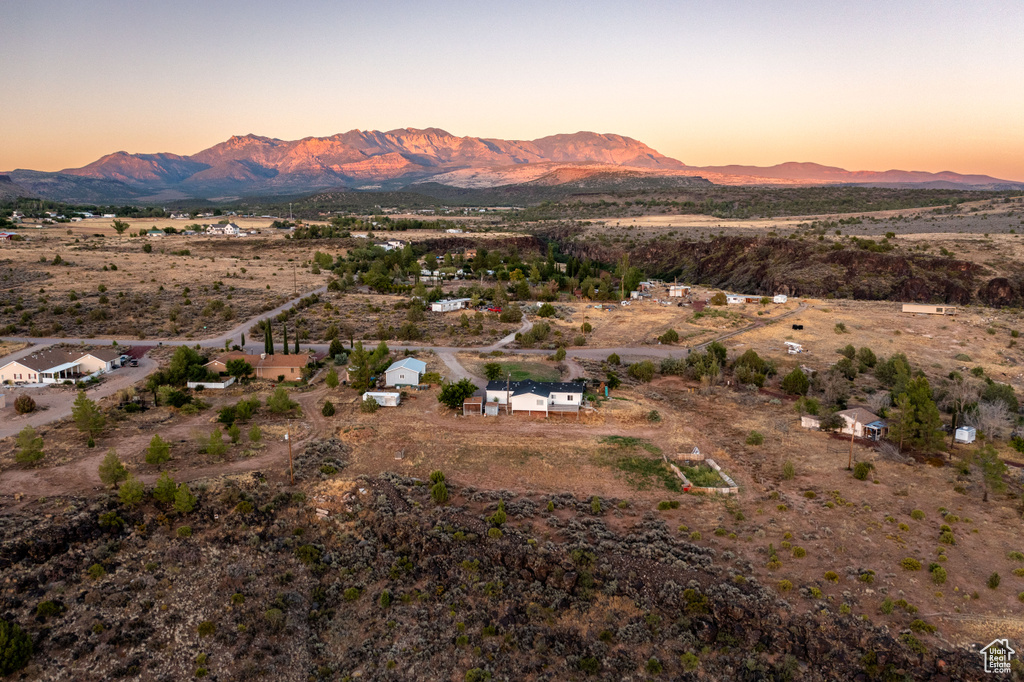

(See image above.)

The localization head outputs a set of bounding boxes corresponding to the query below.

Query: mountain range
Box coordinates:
[4,128,1022,203]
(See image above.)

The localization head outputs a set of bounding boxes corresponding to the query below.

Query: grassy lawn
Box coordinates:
[681,464,727,487]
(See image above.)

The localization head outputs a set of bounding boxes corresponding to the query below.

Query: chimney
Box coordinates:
[261,353,266,360]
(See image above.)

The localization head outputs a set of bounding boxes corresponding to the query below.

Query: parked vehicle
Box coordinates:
[487,307,502,313]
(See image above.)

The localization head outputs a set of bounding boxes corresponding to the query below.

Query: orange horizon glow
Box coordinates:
[2,1,1022,182]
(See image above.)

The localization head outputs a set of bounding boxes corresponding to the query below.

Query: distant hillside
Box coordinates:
[7,129,1022,203]
[0,174,37,200]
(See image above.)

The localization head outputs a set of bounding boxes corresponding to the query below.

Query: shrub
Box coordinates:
[487,527,502,538]
[824,571,839,583]
[679,652,699,671]
[910,509,925,520]
[379,590,391,608]
[628,360,656,383]
[900,558,922,571]
[645,657,663,674]
[249,425,262,443]
[177,526,192,538]
[710,292,727,306]
[431,481,449,504]
[591,496,602,514]
[343,587,361,602]
[792,547,806,558]
[777,579,793,592]
[781,368,810,395]
[852,461,873,480]
[746,431,764,446]
[988,572,1001,589]
[537,303,556,317]
[267,387,299,413]
[782,460,796,480]
[0,618,33,676]
[13,395,35,414]
[87,563,106,579]
[931,566,947,585]
[465,669,491,682]
[197,621,215,637]
[880,597,895,614]
[1008,551,1024,562]
[607,353,620,365]
[909,619,936,634]
[321,400,335,417]
[647,410,661,422]
[658,328,679,344]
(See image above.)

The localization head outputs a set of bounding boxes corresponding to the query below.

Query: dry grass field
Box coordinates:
[0,227,326,339]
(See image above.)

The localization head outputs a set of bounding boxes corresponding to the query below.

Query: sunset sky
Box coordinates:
[2,0,1022,180]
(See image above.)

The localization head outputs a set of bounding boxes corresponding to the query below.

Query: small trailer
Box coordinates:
[363,391,400,407]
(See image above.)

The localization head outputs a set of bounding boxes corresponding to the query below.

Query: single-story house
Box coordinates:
[364,391,400,407]
[385,358,427,387]
[773,294,788,304]
[146,229,164,238]
[725,294,746,305]
[0,232,18,242]
[431,298,472,313]
[902,303,956,315]
[485,380,584,416]
[205,352,314,382]
[669,285,690,297]
[801,407,887,441]
[206,223,241,236]
[0,346,124,384]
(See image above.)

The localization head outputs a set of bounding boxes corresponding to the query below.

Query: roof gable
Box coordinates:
[387,358,426,374]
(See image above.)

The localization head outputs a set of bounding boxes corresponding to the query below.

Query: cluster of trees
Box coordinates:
[346,341,393,392]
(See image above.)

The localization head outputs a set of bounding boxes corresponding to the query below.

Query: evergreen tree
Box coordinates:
[153,471,177,504]
[890,377,944,450]
[264,322,273,355]
[15,426,44,465]
[294,334,300,354]
[976,443,1008,502]
[240,332,245,348]
[118,475,145,507]
[174,484,197,514]
[781,368,810,396]
[282,323,289,355]
[146,434,171,465]
[98,449,128,486]
[72,391,105,439]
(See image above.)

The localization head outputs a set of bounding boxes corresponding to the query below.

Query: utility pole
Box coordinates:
[286,428,294,485]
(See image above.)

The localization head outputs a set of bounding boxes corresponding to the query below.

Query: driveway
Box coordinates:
[0,357,158,440]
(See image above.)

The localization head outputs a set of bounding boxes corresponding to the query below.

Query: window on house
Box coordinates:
[536,399,544,406]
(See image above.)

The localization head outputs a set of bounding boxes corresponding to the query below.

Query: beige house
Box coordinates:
[801,407,888,441]
[0,347,123,384]
[205,352,314,382]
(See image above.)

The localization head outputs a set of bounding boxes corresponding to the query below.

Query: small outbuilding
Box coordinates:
[363,391,400,407]
[955,425,976,444]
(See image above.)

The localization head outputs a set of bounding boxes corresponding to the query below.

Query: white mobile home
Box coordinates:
[902,303,956,315]
[485,380,584,416]
[431,298,472,313]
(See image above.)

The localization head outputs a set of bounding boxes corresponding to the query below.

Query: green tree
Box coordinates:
[282,323,289,355]
[111,219,129,235]
[890,377,944,451]
[976,443,1008,502]
[438,378,478,410]
[153,471,177,504]
[781,368,810,396]
[267,387,298,414]
[98,449,129,486]
[205,429,227,457]
[146,434,171,465]
[0,617,33,676]
[628,360,655,383]
[537,303,556,318]
[227,424,241,443]
[328,338,344,358]
[118,475,145,507]
[174,484,197,513]
[264,321,273,355]
[72,391,105,439]
[348,342,373,392]
[15,425,44,465]
[167,346,206,385]
[225,358,253,382]
[325,367,340,389]
[249,425,262,443]
[982,381,1019,413]
[321,400,335,417]
[483,362,503,381]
